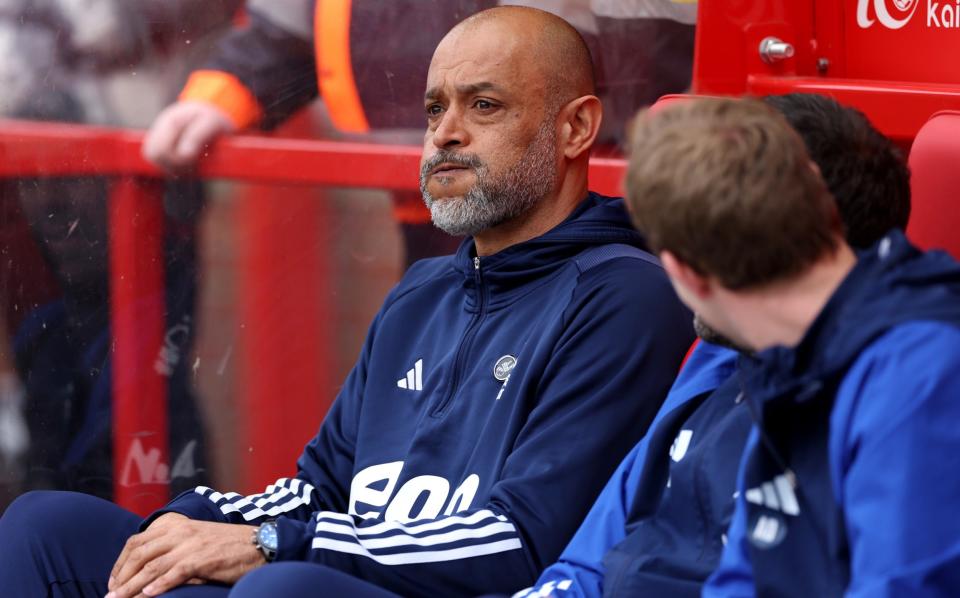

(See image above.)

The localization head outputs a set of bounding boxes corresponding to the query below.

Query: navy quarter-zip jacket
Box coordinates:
[149,193,695,596]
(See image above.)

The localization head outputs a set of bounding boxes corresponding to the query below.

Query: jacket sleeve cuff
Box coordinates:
[178,70,263,130]
[275,516,314,562]
[138,488,230,532]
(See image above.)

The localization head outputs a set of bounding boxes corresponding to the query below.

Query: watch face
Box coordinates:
[258,522,279,552]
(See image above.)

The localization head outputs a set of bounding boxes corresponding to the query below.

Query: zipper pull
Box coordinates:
[473,256,480,270]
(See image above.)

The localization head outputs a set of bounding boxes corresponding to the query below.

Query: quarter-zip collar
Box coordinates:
[454,192,650,313]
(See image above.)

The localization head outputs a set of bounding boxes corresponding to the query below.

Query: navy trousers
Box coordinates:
[0,491,225,597]
[0,491,399,597]
[230,563,400,597]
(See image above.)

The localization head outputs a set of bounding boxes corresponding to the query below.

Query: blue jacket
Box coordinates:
[514,341,744,598]
[705,231,960,598]
[149,193,695,597]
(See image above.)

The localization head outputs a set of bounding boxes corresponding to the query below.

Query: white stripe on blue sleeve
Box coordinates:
[310,508,523,565]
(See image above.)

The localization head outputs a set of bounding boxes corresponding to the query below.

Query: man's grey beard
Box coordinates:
[420,118,558,237]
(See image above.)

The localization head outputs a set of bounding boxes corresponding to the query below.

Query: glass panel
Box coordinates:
[0,0,696,512]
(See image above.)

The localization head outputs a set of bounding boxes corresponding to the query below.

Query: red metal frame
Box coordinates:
[108,178,170,513]
[693,0,960,145]
[0,119,627,514]
[0,119,628,193]
[746,77,960,145]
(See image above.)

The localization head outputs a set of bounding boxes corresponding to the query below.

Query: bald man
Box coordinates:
[0,8,693,597]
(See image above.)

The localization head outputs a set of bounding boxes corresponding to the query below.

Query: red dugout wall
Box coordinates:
[693,0,960,145]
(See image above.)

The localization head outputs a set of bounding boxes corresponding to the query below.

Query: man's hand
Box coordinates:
[106,512,265,598]
[142,101,236,173]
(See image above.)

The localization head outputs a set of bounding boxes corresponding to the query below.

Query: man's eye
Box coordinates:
[474,100,495,111]
[426,104,443,117]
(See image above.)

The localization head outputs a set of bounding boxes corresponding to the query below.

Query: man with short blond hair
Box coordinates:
[627,98,841,295]
[626,97,960,596]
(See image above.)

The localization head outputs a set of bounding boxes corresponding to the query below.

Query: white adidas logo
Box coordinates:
[751,514,784,546]
[397,359,424,391]
[744,473,800,516]
[669,430,693,462]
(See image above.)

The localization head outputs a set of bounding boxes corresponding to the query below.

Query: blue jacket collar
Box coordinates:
[743,230,960,403]
[452,192,650,311]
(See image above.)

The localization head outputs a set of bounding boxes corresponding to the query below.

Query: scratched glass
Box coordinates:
[0,1,696,513]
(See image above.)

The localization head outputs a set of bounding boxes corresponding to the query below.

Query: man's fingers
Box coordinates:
[109,518,256,596]
[142,106,192,171]
[107,554,178,598]
[142,102,234,172]
[140,563,201,597]
[109,531,150,589]
[109,535,174,592]
[173,111,232,165]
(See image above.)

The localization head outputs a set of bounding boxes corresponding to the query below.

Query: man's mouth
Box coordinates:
[430,163,471,176]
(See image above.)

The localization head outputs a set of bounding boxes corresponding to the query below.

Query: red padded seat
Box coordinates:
[907,111,960,260]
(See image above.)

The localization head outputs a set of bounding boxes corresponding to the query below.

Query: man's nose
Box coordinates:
[432,107,469,149]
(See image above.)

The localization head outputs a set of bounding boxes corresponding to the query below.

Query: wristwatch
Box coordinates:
[252,520,278,562]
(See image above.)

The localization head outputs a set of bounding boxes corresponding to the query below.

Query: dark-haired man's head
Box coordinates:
[763,93,910,249]
[419,6,601,252]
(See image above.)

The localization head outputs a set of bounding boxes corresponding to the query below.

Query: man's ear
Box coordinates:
[660,250,713,299]
[559,95,602,160]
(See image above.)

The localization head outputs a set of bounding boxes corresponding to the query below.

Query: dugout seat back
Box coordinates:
[649,94,696,112]
[906,111,960,260]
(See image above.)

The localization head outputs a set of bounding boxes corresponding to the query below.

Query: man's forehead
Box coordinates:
[426,32,541,96]
[424,79,506,101]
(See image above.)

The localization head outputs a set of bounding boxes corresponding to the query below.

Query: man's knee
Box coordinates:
[0,491,140,593]
[231,563,400,598]
[0,491,80,542]
[0,490,140,552]
[230,564,307,596]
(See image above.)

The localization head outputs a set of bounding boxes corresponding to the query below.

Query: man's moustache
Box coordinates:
[421,152,483,177]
